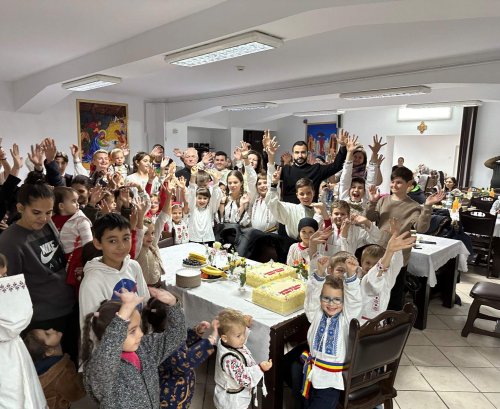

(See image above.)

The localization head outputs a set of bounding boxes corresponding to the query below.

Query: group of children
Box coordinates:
[0,129,448,409]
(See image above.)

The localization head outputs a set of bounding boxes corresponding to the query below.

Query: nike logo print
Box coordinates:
[41,246,59,264]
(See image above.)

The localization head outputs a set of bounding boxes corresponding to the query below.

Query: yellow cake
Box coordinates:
[252,278,305,315]
[246,262,296,287]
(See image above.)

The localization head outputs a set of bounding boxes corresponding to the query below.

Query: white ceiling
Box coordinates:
[2,0,500,115]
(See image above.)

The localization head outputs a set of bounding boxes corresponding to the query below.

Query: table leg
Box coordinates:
[439,257,458,308]
[413,275,430,330]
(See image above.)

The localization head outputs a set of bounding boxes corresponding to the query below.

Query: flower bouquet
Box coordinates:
[293,260,309,282]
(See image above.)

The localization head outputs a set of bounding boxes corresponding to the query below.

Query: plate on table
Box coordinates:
[182,262,207,268]
[201,276,223,282]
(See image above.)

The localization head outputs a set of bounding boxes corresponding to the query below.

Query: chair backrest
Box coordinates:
[470,196,495,212]
[340,303,417,408]
[424,175,438,193]
[459,210,496,236]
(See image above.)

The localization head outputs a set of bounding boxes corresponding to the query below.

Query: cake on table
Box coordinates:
[252,278,305,315]
[246,261,297,287]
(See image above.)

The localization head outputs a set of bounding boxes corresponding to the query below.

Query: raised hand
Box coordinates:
[387,231,416,253]
[271,165,282,184]
[281,151,291,165]
[42,138,58,162]
[262,130,272,150]
[340,219,350,238]
[149,287,177,306]
[266,137,280,157]
[177,175,186,190]
[317,256,330,276]
[240,141,251,158]
[88,185,105,207]
[70,144,80,160]
[425,189,446,206]
[173,148,184,158]
[374,154,385,166]
[99,197,113,215]
[114,288,144,320]
[351,214,371,229]
[337,129,349,146]
[10,143,24,169]
[368,134,387,155]
[202,151,214,165]
[148,166,156,182]
[260,359,273,372]
[346,135,361,153]
[240,193,250,207]
[345,256,360,277]
[368,184,380,203]
[309,226,333,246]
[27,143,45,169]
[195,321,211,336]
[233,147,242,161]
[150,145,163,158]
[160,156,170,170]
[120,143,130,157]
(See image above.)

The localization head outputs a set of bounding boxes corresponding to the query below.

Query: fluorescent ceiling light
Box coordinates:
[340,86,431,100]
[293,110,344,117]
[406,100,482,109]
[221,102,277,111]
[62,75,121,91]
[165,31,283,67]
[398,106,452,121]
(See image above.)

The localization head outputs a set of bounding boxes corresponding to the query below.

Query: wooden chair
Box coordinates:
[461,282,500,340]
[460,210,496,277]
[470,196,495,213]
[338,303,417,409]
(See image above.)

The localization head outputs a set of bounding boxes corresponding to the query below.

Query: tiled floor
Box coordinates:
[73,266,500,409]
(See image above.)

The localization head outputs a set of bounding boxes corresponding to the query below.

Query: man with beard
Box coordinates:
[265,131,348,204]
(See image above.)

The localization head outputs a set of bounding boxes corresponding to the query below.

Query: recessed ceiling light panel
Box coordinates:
[221,102,277,111]
[62,75,121,91]
[340,86,431,100]
[293,110,343,117]
[165,31,283,67]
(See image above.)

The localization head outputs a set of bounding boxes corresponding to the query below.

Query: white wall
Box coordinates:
[470,102,500,188]
[0,91,146,180]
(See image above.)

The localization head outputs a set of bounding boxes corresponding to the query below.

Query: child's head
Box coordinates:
[53,186,79,216]
[320,275,344,317]
[217,309,247,349]
[330,200,350,227]
[218,182,228,196]
[295,178,314,206]
[227,170,244,198]
[390,166,414,197]
[16,182,55,231]
[110,148,125,166]
[297,217,318,247]
[0,253,7,277]
[196,187,211,209]
[256,172,268,198]
[92,149,110,172]
[142,219,154,248]
[360,244,385,274]
[71,175,92,206]
[171,203,183,223]
[149,194,159,215]
[248,150,263,173]
[350,177,366,202]
[54,152,69,175]
[93,214,131,268]
[101,191,117,212]
[24,328,63,362]
[352,149,367,167]
[132,152,152,174]
[81,300,143,365]
[196,170,211,188]
[142,296,178,333]
[444,176,457,191]
[328,253,349,278]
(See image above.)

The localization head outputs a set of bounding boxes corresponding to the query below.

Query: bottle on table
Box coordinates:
[445,192,453,209]
[452,197,460,212]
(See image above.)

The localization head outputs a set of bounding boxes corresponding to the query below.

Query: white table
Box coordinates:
[159,242,304,363]
[408,234,470,287]
[494,216,500,237]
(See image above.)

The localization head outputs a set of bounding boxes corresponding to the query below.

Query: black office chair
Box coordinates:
[470,196,495,213]
[460,210,497,277]
[338,303,417,409]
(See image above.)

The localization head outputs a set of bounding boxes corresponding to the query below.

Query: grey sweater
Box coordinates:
[84,303,186,409]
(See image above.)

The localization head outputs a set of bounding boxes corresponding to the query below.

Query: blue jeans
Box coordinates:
[304,386,340,409]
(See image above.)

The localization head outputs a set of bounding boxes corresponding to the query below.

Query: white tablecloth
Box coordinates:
[159,243,304,362]
[494,217,500,237]
[408,234,469,287]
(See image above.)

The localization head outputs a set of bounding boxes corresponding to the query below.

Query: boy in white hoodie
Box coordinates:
[78,213,149,331]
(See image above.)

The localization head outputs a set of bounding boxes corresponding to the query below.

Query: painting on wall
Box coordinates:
[305,121,337,160]
[77,99,128,169]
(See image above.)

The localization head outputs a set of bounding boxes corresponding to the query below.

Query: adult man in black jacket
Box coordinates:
[264,130,348,203]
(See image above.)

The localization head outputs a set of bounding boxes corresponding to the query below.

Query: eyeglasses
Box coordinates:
[320,296,343,305]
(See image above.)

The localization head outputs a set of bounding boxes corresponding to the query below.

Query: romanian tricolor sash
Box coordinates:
[300,351,345,399]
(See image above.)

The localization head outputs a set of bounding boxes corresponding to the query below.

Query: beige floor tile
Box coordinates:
[190,384,205,408]
[438,346,494,367]
[404,345,452,367]
[394,391,447,409]
[394,365,432,391]
[464,332,500,348]
[196,360,208,384]
[72,395,98,409]
[417,366,477,392]
[428,302,470,316]
[399,353,412,366]
[438,391,495,409]
[482,306,500,319]
[203,384,216,409]
[484,393,500,409]
[478,347,500,367]
[460,367,500,392]
[436,314,468,330]
[424,315,449,330]
[422,329,470,347]
[406,330,432,346]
